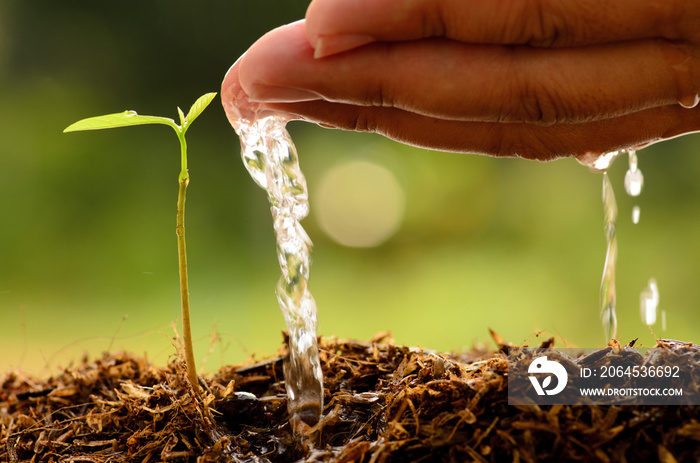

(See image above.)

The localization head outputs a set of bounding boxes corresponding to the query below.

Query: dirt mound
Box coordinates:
[2,334,699,462]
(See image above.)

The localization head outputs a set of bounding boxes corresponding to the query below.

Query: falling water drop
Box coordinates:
[639,278,659,326]
[624,150,644,197]
[624,150,644,225]
[624,169,644,197]
[632,205,641,224]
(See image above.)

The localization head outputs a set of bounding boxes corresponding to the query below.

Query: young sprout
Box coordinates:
[64,92,217,392]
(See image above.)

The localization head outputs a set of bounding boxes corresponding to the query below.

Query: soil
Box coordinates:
[2,332,699,462]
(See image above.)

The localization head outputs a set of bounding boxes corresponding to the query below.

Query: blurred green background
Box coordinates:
[2,1,699,377]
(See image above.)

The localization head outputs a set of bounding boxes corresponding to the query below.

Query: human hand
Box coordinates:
[222,0,700,163]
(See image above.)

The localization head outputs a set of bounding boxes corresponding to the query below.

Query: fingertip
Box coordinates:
[223,21,312,122]
[221,56,261,122]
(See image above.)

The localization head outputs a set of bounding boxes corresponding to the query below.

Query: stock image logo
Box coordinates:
[508,347,699,405]
[528,356,568,396]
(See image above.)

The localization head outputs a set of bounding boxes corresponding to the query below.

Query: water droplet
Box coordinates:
[678,93,700,109]
[632,205,641,224]
[623,150,644,197]
[623,151,644,227]
[639,278,659,326]
[624,168,644,197]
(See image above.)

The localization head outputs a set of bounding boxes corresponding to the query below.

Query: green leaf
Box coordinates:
[64,111,177,133]
[177,107,186,128]
[184,92,217,128]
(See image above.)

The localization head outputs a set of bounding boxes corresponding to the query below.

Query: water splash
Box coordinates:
[640,278,659,326]
[233,115,323,431]
[600,172,618,341]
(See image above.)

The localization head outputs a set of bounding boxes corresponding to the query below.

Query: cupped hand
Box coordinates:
[222,0,700,162]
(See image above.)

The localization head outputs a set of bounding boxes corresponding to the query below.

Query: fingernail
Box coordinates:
[247,85,321,103]
[314,34,375,59]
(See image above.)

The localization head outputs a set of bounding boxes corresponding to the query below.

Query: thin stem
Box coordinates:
[178,129,188,180]
[176,130,198,391]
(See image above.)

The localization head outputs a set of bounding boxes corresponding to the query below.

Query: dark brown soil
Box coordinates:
[2,333,699,462]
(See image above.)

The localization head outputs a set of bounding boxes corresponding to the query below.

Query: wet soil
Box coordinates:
[2,333,699,462]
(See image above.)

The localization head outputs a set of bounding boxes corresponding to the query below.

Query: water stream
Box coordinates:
[231,108,663,422]
[593,149,663,341]
[600,171,618,341]
[233,115,323,431]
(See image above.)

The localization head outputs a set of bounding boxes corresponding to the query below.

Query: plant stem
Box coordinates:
[64,93,218,394]
[176,131,198,392]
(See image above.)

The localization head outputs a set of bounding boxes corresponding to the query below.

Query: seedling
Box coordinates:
[64,92,217,391]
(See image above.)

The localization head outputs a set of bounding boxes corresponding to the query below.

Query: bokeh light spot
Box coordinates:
[314,160,405,247]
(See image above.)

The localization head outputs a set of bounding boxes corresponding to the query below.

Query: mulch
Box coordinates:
[2,333,699,462]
